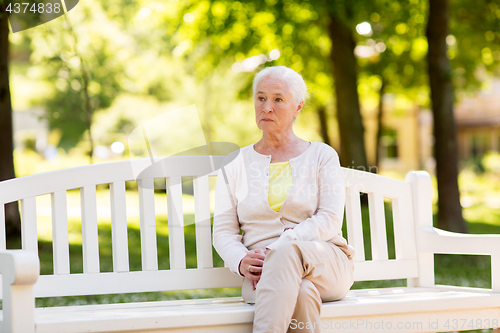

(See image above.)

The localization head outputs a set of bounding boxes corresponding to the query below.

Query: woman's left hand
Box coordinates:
[250,249,271,290]
[240,248,270,290]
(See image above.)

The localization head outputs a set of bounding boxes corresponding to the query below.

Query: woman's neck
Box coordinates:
[257,132,299,151]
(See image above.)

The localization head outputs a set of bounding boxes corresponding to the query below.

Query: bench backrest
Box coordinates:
[343,168,418,281]
[0,156,419,299]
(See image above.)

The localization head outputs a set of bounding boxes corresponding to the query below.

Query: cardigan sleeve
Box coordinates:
[213,164,249,277]
[266,147,346,250]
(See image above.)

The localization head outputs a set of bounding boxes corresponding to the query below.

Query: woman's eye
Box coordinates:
[259,97,265,101]
[276,98,282,102]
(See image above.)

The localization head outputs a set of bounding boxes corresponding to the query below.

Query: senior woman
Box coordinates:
[213,66,354,333]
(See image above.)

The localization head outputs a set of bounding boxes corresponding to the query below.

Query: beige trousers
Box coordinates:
[242,241,354,333]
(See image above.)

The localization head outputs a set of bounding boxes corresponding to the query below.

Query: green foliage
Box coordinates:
[459,153,500,227]
[168,0,334,105]
[356,0,430,110]
[482,152,500,173]
[451,0,500,93]
[11,0,500,152]
[24,0,126,149]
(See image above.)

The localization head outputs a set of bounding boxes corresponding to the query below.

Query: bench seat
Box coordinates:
[27,287,500,333]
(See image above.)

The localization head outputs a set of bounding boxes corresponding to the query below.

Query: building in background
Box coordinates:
[13,108,49,154]
[455,79,500,160]
[364,78,500,175]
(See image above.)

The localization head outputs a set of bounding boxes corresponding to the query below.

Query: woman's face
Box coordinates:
[254,76,303,135]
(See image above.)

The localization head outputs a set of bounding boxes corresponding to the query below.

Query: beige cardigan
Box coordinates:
[213,142,355,276]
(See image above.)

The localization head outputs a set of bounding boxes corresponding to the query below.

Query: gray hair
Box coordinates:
[252,66,308,107]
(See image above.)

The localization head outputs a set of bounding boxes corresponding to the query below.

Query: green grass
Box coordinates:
[25,214,242,308]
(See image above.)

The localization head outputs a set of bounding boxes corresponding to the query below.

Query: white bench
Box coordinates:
[0,155,499,333]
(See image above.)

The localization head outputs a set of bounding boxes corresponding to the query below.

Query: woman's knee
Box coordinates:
[297,279,321,308]
[266,241,301,265]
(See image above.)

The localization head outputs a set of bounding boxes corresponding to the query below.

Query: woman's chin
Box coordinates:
[258,122,276,131]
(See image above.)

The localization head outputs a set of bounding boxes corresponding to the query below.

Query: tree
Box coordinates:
[0,0,21,240]
[427,0,467,233]
[450,0,500,92]
[354,1,429,170]
[328,10,368,170]
[27,0,126,156]
[163,0,370,169]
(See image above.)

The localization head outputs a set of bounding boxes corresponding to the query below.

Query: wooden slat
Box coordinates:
[33,267,243,298]
[193,175,213,269]
[368,192,389,261]
[345,187,365,262]
[0,204,6,250]
[51,191,70,274]
[391,198,403,261]
[342,168,412,200]
[166,176,186,270]
[138,178,158,271]
[0,156,227,204]
[110,181,129,272]
[21,197,38,255]
[392,197,417,261]
[30,259,418,297]
[32,297,254,333]
[353,259,419,281]
[80,185,100,273]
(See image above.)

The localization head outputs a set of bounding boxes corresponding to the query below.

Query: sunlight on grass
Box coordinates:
[32,188,230,307]
[34,189,213,244]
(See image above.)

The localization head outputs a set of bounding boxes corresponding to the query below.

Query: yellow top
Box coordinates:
[268,161,293,212]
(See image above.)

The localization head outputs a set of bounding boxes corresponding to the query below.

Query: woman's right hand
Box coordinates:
[239,249,267,290]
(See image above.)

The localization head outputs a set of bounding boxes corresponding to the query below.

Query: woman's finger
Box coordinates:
[248,251,266,261]
[246,257,264,267]
[248,270,260,280]
[249,265,262,274]
[240,249,268,280]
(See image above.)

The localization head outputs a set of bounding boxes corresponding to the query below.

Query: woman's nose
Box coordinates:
[263,100,273,112]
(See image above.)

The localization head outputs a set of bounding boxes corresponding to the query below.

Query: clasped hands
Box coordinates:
[238,248,271,290]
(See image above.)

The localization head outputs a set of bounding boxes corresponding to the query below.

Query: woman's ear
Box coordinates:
[298,100,304,111]
[295,100,304,117]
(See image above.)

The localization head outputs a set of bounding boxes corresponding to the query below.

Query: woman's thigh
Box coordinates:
[287,240,354,302]
[242,241,354,304]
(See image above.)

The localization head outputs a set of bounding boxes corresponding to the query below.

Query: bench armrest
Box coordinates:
[417,227,500,292]
[0,250,39,333]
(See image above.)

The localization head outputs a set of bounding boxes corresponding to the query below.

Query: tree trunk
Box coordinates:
[427,0,467,233]
[82,69,94,164]
[328,13,368,171]
[65,16,94,163]
[316,105,331,146]
[0,3,22,241]
[375,79,385,172]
